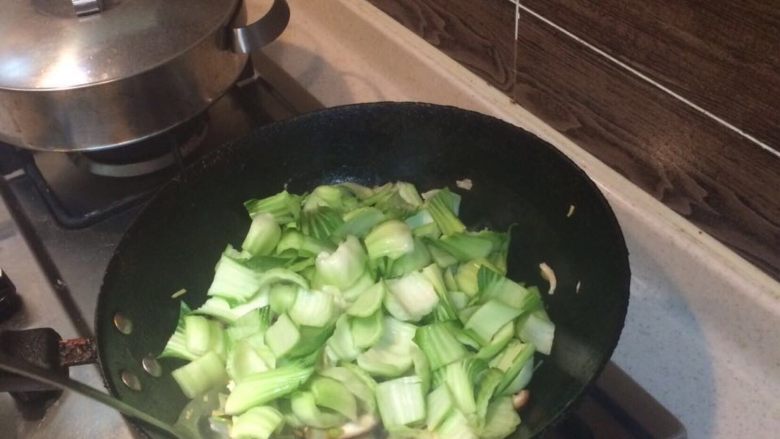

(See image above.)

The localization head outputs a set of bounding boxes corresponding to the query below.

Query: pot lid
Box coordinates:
[0,0,241,90]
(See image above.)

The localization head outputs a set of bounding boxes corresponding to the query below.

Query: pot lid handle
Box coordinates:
[231,0,290,53]
[71,0,103,17]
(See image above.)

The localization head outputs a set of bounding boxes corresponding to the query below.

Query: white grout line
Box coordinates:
[2,169,24,180]
[508,0,780,160]
[512,0,520,86]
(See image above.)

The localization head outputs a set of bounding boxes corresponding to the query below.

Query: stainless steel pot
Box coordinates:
[0,0,289,152]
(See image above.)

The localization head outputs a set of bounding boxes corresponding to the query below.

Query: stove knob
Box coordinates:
[0,269,22,323]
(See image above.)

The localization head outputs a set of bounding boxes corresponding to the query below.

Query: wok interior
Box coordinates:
[97,103,629,438]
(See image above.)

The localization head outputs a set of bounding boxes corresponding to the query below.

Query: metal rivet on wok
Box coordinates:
[113,312,133,335]
[142,355,163,377]
[120,371,142,391]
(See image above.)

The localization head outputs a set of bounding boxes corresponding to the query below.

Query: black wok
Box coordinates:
[90,102,630,438]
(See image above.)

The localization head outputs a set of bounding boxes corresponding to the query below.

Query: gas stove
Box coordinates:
[0,63,684,438]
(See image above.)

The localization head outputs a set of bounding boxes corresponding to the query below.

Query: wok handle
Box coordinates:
[0,329,96,395]
[230,0,290,53]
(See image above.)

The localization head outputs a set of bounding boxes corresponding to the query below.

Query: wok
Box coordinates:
[11,102,632,438]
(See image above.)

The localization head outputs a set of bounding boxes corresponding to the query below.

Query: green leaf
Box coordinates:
[289,289,335,327]
[455,260,485,296]
[517,309,555,355]
[226,306,271,342]
[286,324,335,359]
[480,397,520,439]
[184,315,214,356]
[475,321,514,361]
[427,234,494,263]
[304,185,359,213]
[464,300,523,343]
[230,406,283,439]
[404,208,434,230]
[290,391,347,429]
[225,365,314,415]
[265,314,300,358]
[364,220,414,260]
[443,360,477,416]
[341,271,376,301]
[421,264,458,321]
[385,272,439,322]
[338,182,374,200]
[315,236,367,290]
[346,280,386,317]
[268,283,298,315]
[428,244,458,268]
[311,376,358,420]
[244,190,302,224]
[503,360,533,395]
[489,339,535,394]
[320,366,377,414]
[351,309,384,349]
[327,315,359,362]
[415,323,468,370]
[206,248,264,302]
[276,229,335,257]
[332,206,386,241]
[388,238,432,278]
[242,213,281,256]
[356,317,416,377]
[483,277,542,313]
[171,351,227,399]
[395,182,423,207]
[426,385,454,431]
[159,302,197,361]
[436,408,477,439]
[301,207,344,241]
[425,188,465,236]
[226,339,273,382]
[376,376,426,428]
[475,368,503,424]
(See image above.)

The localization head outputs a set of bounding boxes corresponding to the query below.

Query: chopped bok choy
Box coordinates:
[160,182,556,438]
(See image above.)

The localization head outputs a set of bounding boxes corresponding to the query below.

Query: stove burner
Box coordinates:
[71,116,209,178]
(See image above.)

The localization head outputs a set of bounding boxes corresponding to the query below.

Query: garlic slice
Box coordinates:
[539,262,556,295]
[456,178,473,190]
[513,390,530,410]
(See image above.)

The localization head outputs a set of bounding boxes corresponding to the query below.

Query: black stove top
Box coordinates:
[0,69,684,439]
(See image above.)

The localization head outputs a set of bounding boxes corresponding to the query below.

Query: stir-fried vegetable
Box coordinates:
[160,182,556,439]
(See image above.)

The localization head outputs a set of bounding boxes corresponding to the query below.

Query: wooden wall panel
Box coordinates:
[521,0,780,151]
[367,0,780,280]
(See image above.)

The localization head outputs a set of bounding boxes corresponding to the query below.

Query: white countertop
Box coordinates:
[254,1,780,438]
